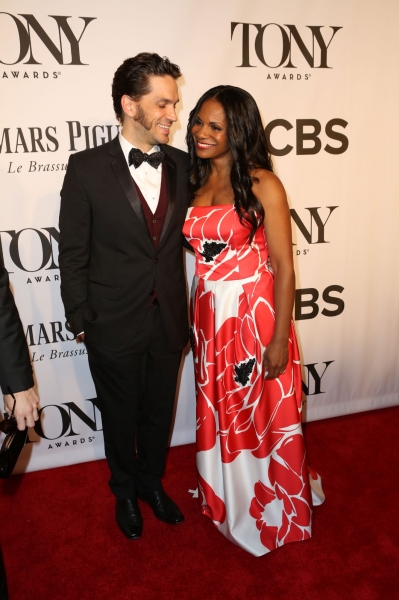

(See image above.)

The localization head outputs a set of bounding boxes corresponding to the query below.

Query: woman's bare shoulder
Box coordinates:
[251,169,287,206]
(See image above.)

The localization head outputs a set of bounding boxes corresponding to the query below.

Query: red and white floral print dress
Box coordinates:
[183,204,324,557]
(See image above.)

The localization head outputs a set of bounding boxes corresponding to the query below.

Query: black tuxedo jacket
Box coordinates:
[59,136,190,352]
[0,257,34,394]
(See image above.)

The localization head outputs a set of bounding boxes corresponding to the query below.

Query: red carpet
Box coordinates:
[1,406,398,600]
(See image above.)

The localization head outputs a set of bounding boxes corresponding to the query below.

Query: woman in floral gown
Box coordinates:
[183,86,324,557]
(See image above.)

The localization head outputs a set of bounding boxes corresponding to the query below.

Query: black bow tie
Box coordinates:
[128,148,165,169]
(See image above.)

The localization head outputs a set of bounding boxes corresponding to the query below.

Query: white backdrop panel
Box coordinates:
[0,0,398,473]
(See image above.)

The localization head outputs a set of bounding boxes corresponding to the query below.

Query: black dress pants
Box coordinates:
[87,304,182,499]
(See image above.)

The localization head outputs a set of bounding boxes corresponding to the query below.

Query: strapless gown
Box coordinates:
[183,204,324,556]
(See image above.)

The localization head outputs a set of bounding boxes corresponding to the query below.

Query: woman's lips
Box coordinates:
[196,141,215,149]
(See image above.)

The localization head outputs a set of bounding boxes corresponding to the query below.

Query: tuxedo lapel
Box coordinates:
[160,149,177,243]
[108,137,147,232]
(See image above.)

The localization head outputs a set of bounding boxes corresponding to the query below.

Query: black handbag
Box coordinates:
[0,393,28,479]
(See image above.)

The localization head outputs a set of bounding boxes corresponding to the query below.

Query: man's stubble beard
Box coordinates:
[134,105,152,131]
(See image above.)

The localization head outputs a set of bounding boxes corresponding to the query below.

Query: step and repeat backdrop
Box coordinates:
[1,0,398,473]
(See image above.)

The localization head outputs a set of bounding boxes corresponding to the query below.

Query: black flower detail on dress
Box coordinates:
[234,358,256,386]
[189,326,195,355]
[200,241,227,263]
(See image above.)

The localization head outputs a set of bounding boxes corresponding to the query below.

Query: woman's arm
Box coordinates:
[252,170,295,379]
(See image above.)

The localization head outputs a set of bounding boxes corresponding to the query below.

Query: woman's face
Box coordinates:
[191,99,231,160]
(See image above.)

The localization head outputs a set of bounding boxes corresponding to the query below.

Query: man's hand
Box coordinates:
[4,388,40,430]
[77,333,85,342]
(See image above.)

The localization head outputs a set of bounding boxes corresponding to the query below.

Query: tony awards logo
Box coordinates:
[0,13,96,77]
[231,22,342,69]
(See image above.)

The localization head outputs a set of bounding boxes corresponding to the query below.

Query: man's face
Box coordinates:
[126,75,179,149]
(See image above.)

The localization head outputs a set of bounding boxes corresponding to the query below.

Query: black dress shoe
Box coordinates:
[138,488,184,525]
[115,498,143,540]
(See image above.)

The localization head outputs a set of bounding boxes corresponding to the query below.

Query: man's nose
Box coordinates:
[167,105,177,122]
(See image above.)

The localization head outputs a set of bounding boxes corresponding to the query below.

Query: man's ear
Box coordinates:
[121,95,137,119]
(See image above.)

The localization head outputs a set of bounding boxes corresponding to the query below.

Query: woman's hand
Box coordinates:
[263,339,288,380]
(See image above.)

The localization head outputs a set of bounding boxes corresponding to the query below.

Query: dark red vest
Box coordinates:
[133,168,168,303]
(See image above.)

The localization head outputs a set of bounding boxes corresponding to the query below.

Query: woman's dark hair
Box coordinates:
[112,52,181,122]
[186,85,273,242]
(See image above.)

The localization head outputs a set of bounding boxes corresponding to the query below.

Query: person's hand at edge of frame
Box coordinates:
[3,388,40,431]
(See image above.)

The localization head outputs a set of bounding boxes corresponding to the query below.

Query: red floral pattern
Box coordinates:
[249,434,312,551]
[198,473,226,525]
[183,205,317,555]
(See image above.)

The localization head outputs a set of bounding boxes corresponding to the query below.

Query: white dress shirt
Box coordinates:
[119,132,162,214]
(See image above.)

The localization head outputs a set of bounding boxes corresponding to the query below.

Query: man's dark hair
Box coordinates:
[112,52,181,122]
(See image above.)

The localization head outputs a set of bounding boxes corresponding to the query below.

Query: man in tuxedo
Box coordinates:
[59,53,190,540]
[0,256,40,599]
